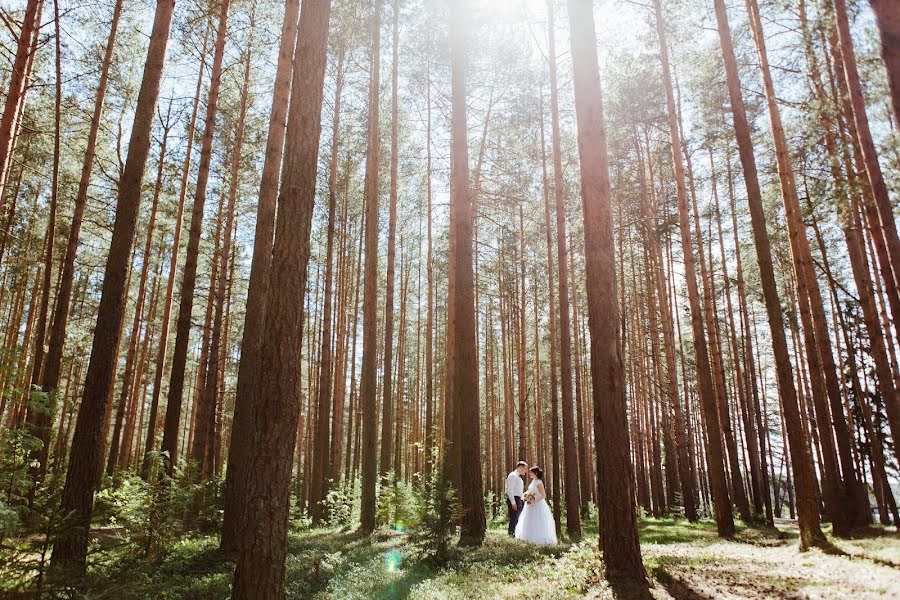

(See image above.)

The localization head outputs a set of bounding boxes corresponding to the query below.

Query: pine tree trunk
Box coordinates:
[423,63,436,477]
[141,23,210,478]
[634,127,696,520]
[831,0,900,305]
[448,0,485,546]
[0,0,42,201]
[106,115,171,476]
[50,0,176,573]
[711,0,828,551]
[711,153,764,518]
[344,200,365,482]
[868,0,900,125]
[26,0,62,484]
[121,273,160,471]
[196,30,252,478]
[568,244,594,511]
[547,0,581,541]
[231,0,331,595]
[219,0,298,555]
[654,0,735,537]
[745,0,863,532]
[683,143,752,523]
[724,155,774,525]
[40,0,123,408]
[379,0,400,480]
[539,102,562,534]
[566,0,646,585]
[359,0,383,535]
[310,45,345,523]
[517,206,527,462]
[161,0,231,471]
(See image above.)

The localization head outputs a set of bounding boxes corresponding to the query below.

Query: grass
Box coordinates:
[3,515,898,599]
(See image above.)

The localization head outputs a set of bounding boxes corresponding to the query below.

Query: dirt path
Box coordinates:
[641,521,900,599]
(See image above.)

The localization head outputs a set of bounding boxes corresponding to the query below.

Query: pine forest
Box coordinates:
[0,0,899,597]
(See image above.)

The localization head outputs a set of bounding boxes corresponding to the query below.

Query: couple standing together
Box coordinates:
[506,461,557,545]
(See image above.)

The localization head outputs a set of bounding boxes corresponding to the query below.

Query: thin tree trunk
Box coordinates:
[0,0,43,201]
[142,23,211,478]
[40,0,124,412]
[196,27,253,477]
[831,0,900,304]
[539,99,562,534]
[423,63,436,479]
[310,45,345,523]
[711,0,828,550]
[161,0,231,471]
[359,0,383,535]
[106,112,171,476]
[26,0,62,483]
[654,0,734,537]
[745,0,862,532]
[635,127,696,520]
[121,273,160,470]
[379,0,400,479]
[547,0,581,541]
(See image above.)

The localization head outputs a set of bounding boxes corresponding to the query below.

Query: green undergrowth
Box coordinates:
[3,514,895,599]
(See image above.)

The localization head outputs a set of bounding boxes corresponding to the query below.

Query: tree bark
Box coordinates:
[310,45,345,523]
[712,0,828,550]
[447,0,485,546]
[547,0,581,541]
[231,0,332,595]
[566,0,646,586]
[161,0,230,471]
[359,0,383,535]
[220,0,298,554]
[51,0,176,573]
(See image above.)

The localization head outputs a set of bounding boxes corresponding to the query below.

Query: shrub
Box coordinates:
[410,450,461,565]
[324,477,357,529]
[378,472,419,531]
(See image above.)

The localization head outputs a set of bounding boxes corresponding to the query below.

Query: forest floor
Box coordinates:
[3,517,899,599]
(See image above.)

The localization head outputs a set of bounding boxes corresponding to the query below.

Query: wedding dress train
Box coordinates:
[514,479,557,545]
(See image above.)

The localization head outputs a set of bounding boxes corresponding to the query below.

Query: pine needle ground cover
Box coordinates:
[4,517,897,599]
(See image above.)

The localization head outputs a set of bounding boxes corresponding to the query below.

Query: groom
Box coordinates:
[506,461,528,536]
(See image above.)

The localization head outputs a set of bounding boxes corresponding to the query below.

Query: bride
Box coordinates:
[514,466,557,545]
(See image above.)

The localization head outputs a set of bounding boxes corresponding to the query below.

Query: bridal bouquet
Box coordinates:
[523,491,536,505]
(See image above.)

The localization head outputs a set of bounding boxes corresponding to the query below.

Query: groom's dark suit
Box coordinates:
[507,496,524,536]
[506,469,525,536]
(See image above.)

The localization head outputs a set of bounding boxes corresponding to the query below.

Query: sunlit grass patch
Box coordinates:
[837,529,900,565]
[638,516,718,546]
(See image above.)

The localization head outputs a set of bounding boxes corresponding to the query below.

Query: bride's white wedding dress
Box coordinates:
[514,479,557,545]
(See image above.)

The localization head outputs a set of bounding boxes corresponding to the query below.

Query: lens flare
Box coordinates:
[385,549,402,573]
